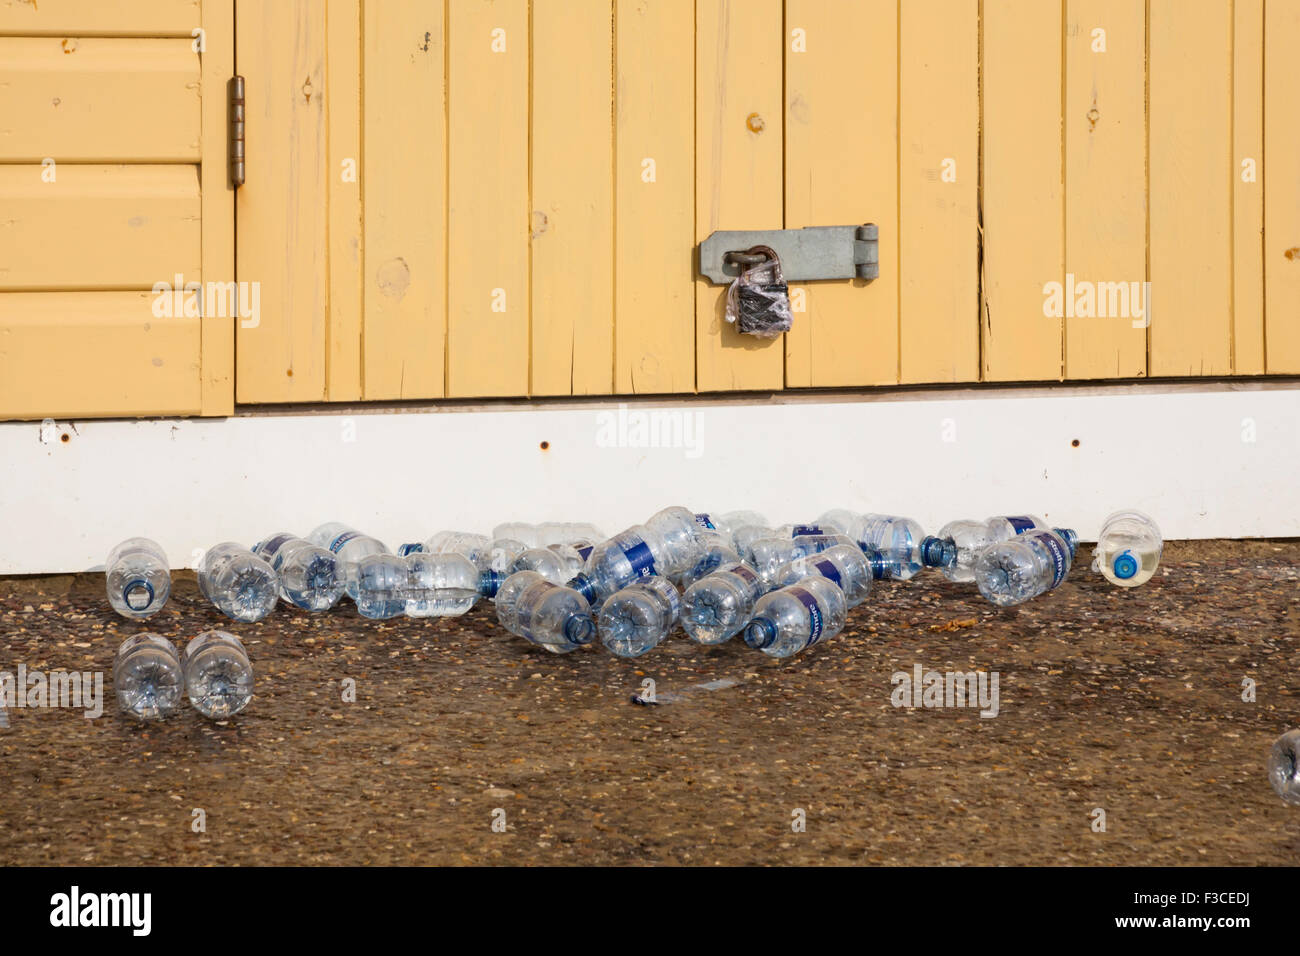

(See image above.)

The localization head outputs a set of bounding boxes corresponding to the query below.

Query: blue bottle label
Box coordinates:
[258,533,294,557]
[1026,530,1069,588]
[791,525,823,537]
[1005,516,1037,534]
[646,577,682,617]
[397,542,425,556]
[729,565,759,586]
[694,513,717,530]
[788,586,825,647]
[620,538,657,577]
[329,531,364,554]
[813,558,842,586]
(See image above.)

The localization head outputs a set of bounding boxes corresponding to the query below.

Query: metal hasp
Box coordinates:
[230,75,246,189]
[698,224,878,284]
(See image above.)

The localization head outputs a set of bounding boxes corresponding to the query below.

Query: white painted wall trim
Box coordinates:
[2,381,1293,574]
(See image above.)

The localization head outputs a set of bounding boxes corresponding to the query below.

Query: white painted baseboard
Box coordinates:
[1,381,1293,574]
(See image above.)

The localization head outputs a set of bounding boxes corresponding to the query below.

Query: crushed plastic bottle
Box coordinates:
[814,509,862,536]
[675,529,741,589]
[509,547,572,585]
[923,515,1079,582]
[744,575,847,659]
[105,537,171,620]
[406,551,489,617]
[182,630,254,719]
[113,634,183,721]
[681,562,767,645]
[973,528,1072,607]
[354,553,408,619]
[504,576,596,654]
[1092,509,1162,587]
[845,514,926,580]
[568,524,676,605]
[308,522,390,600]
[495,570,546,634]
[598,576,681,658]
[694,510,768,548]
[198,542,279,622]
[1267,729,1300,806]
[646,505,705,572]
[745,532,857,584]
[253,532,343,610]
[775,542,873,608]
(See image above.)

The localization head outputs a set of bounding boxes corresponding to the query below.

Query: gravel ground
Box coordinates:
[1,539,1298,866]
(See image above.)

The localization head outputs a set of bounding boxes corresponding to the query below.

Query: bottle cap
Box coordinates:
[1112,550,1139,580]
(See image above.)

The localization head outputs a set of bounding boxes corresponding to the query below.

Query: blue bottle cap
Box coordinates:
[1112,550,1139,580]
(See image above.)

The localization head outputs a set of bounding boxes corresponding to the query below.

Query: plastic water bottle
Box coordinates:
[973,528,1072,606]
[508,578,596,654]
[567,525,675,605]
[113,634,183,721]
[814,509,862,535]
[694,510,768,546]
[105,537,171,620]
[744,576,847,659]
[426,530,494,570]
[598,576,681,658]
[844,514,927,580]
[776,542,873,608]
[547,543,587,577]
[509,547,572,585]
[308,522,390,599]
[406,551,488,617]
[1092,510,1162,587]
[646,505,704,572]
[922,515,1078,583]
[182,630,254,719]
[745,532,856,584]
[495,570,545,633]
[253,532,343,610]
[731,524,781,558]
[681,562,767,645]
[354,553,408,619]
[1267,729,1300,806]
[676,530,741,588]
[198,542,279,622]
[493,522,542,548]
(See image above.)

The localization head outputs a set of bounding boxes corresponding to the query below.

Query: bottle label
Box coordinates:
[1005,516,1037,534]
[813,558,842,586]
[329,531,363,554]
[1026,530,1069,589]
[791,524,823,537]
[258,533,294,557]
[728,565,760,587]
[788,586,825,647]
[398,543,425,556]
[694,513,717,530]
[619,537,657,578]
[645,577,682,617]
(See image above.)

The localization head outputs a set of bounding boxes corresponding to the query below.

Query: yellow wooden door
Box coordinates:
[0,0,235,421]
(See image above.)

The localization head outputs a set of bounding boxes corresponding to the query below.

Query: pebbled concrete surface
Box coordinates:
[1,540,1298,866]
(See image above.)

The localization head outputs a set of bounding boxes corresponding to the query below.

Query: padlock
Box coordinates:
[724,245,794,339]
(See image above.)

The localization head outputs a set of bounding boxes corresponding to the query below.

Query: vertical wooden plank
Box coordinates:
[1149,0,1232,376]
[695,0,785,393]
[235,0,327,402]
[980,0,1063,382]
[531,0,613,396]
[1063,0,1146,379]
[447,0,529,397]
[1233,0,1264,375]
[1264,0,1300,372]
[783,0,898,388]
[200,0,235,414]
[326,0,362,400]
[363,0,446,399]
[898,0,979,384]
[613,0,694,394]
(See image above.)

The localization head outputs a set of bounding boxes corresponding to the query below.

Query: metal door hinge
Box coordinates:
[229,75,245,189]
[699,224,878,283]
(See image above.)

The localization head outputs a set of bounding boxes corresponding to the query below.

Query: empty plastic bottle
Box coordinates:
[646,505,705,572]
[744,575,847,659]
[598,576,681,658]
[308,522,390,600]
[105,537,171,620]
[676,530,741,589]
[183,630,254,719]
[509,579,596,654]
[495,570,546,633]
[425,530,495,571]
[493,522,542,549]
[973,527,1072,607]
[922,515,1078,583]
[113,634,184,721]
[1267,729,1300,806]
[1092,509,1162,587]
[509,547,572,585]
[253,532,343,610]
[731,524,782,558]
[745,532,857,584]
[406,551,491,617]
[844,514,927,580]
[694,510,768,547]
[547,543,586,578]
[568,524,675,605]
[198,542,278,623]
[776,542,873,608]
[681,562,767,645]
[814,509,863,536]
[354,553,408,619]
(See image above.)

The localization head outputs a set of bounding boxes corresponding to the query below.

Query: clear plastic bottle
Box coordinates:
[426,530,494,571]
[745,532,856,584]
[198,542,279,623]
[567,525,675,605]
[308,522,390,600]
[253,532,343,611]
[113,634,184,721]
[354,553,408,619]
[731,524,780,558]
[922,515,1078,582]
[105,537,171,620]
[844,514,927,580]
[681,562,767,645]
[510,579,596,654]
[814,509,862,536]
[509,547,572,585]
[495,570,546,633]
[182,630,254,719]
[973,528,1072,607]
[675,530,741,589]
[776,542,873,608]
[1267,729,1300,806]
[493,522,542,549]
[694,510,768,547]
[405,551,485,617]
[547,543,586,578]
[598,576,681,658]
[743,575,847,659]
[645,505,704,572]
[1092,510,1162,587]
